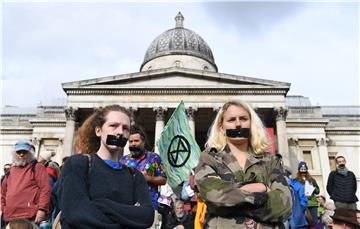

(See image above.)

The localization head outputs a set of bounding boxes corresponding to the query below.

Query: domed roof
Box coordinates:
[141,13,217,71]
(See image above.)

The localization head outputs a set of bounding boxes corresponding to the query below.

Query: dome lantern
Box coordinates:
[140,13,217,72]
[175,12,184,28]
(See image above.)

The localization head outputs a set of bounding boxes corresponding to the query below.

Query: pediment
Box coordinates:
[63,67,290,90]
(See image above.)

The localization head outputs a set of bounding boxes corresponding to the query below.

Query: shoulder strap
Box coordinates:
[31,160,38,173]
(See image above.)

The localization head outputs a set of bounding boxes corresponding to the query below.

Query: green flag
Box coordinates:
[156,101,201,188]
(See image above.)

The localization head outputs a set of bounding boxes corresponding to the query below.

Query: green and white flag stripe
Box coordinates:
[156,101,201,188]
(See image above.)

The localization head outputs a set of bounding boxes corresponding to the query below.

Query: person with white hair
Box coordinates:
[1,140,51,225]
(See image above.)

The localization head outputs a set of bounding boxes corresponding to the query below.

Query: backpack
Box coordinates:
[52,154,136,229]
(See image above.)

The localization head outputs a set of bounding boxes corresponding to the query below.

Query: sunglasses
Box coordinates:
[16,150,29,155]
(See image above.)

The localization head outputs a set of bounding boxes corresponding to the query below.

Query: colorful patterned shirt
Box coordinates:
[121,151,166,209]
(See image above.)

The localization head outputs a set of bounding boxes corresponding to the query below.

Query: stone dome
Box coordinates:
[141,12,217,72]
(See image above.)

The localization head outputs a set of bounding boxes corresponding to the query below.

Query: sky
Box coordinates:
[1,1,359,108]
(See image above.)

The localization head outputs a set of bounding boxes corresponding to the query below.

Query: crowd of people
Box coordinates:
[0,101,359,229]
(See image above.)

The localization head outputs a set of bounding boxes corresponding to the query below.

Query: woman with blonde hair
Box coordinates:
[58,105,154,229]
[195,101,292,228]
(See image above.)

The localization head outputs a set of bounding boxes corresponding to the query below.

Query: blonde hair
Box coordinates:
[206,101,269,154]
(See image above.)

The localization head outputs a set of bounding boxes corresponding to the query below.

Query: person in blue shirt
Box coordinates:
[288,177,308,228]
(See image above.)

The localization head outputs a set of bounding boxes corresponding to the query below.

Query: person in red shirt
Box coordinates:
[1,140,51,225]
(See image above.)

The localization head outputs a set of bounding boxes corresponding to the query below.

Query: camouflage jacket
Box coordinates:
[194,146,292,229]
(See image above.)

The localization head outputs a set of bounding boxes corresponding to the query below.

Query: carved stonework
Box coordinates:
[32,137,40,146]
[64,107,78,121]
[154,107,166,121]
[274,107,288,121]
[186,107,197,121]
[316,138,328,146]
[288,137,298,146]
[65,88,289,96]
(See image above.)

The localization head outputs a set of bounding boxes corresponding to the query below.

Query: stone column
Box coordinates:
[63,107,78,157]
[154,107,166,153]
[274,107,290,167]
[32,137,41,159]
[128,106,138,126]
[288,137,299,175]
[186,107,197,137]
[317,137,331,199]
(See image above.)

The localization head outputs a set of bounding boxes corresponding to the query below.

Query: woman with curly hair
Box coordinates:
[58,105,154,229]
[195,101,292,228]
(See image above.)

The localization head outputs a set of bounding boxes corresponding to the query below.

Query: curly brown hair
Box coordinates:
[75,105,131,154]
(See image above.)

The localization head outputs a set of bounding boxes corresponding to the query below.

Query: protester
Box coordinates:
[288,177,308,228]
[46,161,61,190]
[5,218,39,229]
[194,100,292,228]
[1,140,51,225]
[327,155,358,210]
[1,164,11,184]
[331,208,358,229]
[317,195,326,219]
[121,124,167,228]
[164,200,194,229]
[38,151,55,165]
[296,161,320,227]
[180,171,198,215]
[321,202,335,228]
[59,105,154,228]
[60,156,69,171]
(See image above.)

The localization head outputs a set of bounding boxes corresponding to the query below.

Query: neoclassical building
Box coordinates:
[1,13,359,203]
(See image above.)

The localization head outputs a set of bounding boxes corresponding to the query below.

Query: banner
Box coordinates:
[265,127,276,154]
[156,101,201,188]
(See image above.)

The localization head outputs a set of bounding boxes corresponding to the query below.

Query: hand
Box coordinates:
[34,210,46,224]
[240,183,268,193]
[141,171,151,182]
[175,225,185,229]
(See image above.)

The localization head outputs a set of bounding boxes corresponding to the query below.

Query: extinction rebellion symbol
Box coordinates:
[167,135,191,168]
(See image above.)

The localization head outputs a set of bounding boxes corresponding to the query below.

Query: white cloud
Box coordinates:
[2,2,359,107]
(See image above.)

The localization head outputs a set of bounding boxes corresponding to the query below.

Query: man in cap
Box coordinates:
[1,140,51,224]
[327,155,358,210]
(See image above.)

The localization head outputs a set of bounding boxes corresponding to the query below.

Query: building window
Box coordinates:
[203,66,209,71]
[303,150,313,169]
[174,61,182,68]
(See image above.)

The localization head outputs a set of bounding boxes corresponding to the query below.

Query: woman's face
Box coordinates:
[96,111,131,149]
[220,105,251,143]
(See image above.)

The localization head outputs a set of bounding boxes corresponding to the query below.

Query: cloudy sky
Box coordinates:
[2,1,359,108]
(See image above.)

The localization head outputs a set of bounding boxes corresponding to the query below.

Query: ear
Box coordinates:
[95,127,101,137]
[219,123,225,136]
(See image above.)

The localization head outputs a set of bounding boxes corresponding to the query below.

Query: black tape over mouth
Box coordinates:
[106,134,128,147]
[226,128,250,138]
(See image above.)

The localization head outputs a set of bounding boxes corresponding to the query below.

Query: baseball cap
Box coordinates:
[15,140,34,152]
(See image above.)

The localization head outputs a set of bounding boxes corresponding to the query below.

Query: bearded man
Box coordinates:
[1,140,51,224]
[164,200,194,229]
[121,124,167,228]
[327,155,358,210]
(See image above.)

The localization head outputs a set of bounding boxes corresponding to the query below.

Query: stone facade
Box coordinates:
[1,13,359,207]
